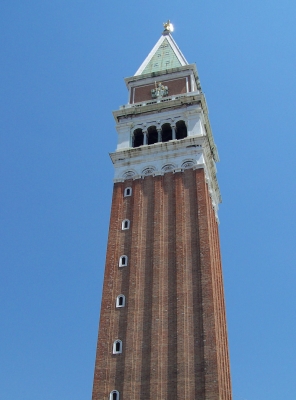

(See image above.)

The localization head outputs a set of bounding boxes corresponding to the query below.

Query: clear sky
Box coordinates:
[1,1,296,399]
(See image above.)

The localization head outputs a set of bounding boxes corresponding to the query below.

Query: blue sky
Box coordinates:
[1,1,296,399]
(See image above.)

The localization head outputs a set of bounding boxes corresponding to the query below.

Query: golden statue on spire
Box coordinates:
[163,20,174,33]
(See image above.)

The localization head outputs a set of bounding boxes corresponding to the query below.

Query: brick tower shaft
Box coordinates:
[92,24,232,400]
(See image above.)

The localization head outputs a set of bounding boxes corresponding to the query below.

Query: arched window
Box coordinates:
[161,123,172,142]
[176,120,188,140]
[119,255,128,267]
[110,390,119,400]
[133,128,144,148]
[113,340,122,354]
[124,187,132,197]
[116,294,125,308]
[121,219,130,230]
[147,125,158,145]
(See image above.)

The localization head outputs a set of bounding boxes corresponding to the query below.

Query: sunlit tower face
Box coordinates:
[92,22,232,400]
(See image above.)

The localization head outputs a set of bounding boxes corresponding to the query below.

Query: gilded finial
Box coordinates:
[163,20,174,33]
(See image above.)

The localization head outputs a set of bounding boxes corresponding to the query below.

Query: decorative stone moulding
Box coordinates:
[119,159,204,182]
[141,166,156,176]
[181,160,195,169]
[122,170,136,179]
[161,163,175,172]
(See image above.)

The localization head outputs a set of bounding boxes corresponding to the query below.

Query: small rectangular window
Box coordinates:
[119,255,128,267]
[124,187,132,197]
[110,391,119,400]
[116,294,125,308]
[122,219,130,230]
[113,340,122,354]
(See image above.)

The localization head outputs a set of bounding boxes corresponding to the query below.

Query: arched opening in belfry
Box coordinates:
[147,126,158,145]
[161,123,172,142]
[133,128,144,147]
[176,120,188,140]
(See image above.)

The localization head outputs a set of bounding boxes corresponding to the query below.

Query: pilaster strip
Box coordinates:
[207,191,223,398]
[165,172,178,399]
[190,169,206,399]
[139,177,155,398]
[129,179,145,399]
[115,181,134,395]
[175,172,186,399]
[181,170,196,399]
[155,176,169,399]
[195,168,220,398]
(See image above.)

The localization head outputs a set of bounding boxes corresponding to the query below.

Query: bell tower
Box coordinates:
[92,22,232,400]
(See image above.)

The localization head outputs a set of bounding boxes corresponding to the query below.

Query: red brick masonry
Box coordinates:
[92,168,232,400]
[131,77,189,104]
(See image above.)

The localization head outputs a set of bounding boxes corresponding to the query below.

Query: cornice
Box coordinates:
[113,92,202,121]
[110,135,203,163]
[125,64,199,86]
[127,70,196,93]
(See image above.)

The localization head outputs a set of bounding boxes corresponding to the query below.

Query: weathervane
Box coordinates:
[163,20,174,33]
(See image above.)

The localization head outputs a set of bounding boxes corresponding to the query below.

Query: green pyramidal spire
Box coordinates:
[134,26,188,76]
[141,38,183,74]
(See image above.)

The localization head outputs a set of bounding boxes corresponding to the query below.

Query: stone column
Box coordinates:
[143,130,148,145]
[171,125,176,140]
[157,128,162,143]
